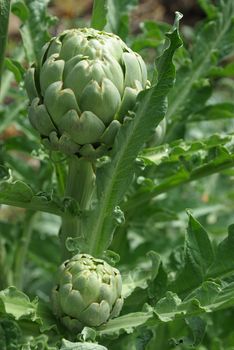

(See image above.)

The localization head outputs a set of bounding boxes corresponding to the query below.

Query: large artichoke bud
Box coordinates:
[52,254,123,330]
[25,28,148,158]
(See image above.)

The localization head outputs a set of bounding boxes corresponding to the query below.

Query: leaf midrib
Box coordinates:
[88,90,155,255]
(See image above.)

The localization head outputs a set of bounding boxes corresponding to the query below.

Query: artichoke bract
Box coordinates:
[52,254,123,330]
[25,28,148,158]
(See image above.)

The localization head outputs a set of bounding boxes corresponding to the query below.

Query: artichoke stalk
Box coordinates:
[25,28,149,159]
[52,254,123,330]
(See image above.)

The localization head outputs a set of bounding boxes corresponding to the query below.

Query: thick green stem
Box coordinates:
[60,156,95,260]
[14,211,37,290]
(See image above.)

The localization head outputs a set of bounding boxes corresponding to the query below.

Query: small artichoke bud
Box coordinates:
[52,254,123,331]
[25,28,149,159]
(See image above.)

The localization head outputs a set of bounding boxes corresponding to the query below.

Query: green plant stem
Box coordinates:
[60,156,95,260]
[0,0,11,87]
[14,211,37,290]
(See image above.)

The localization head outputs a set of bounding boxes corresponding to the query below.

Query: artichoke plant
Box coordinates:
[52,254,123,330]
[25,28,148,158]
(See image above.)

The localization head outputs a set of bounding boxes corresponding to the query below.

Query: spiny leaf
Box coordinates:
[87,20,183,256]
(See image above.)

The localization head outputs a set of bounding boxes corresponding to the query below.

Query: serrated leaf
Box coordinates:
[60,339,107,350]
[186,280,234,312]
[97,311,154,337]
[98,280,234,338]
[126,134,234,214]
[0,179,67,215]
[87,22,182,256]
[166,0,234,140]
[169,214,214,296]
[207,224,234,278]
[0,180,33,202]
[0,287,38,321]
[122,252,161,299]
[154,292,182,322]
[185,281,221,308]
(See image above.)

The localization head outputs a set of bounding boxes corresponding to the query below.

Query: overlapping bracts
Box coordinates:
[25,28,148,158]
[52,254,123,330]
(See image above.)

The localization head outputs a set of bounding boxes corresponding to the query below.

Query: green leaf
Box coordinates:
[189,102,234,121]
[87,20,183,256]
[125,134,234,215]
[98,311,154,337]
[91,0,108,31]
[35,299,57,333]
[0,0,11,86]
[0,287,38,321]
[185,280,234,312]
[131,20,170,52]
[0,179,34,202]
[122,252,161,298]
[185,316,206,347]
[60,339,107,350]
[0,179,67,216]
[166,0,234,140]
[209,61,234,78]
[198,0,218,19]
[122,253,167,312]
[98,279,234,338]
[4,57,25,82]
[154,292,185,322]
[96,292,199,338]
[155,281,234,323]
[148,262,168,302]
[0,99,27,133]
[105,0,138,40]
[11,0,29,21]
[0,318,22,350]
[20,0,56,64]
[22,334,55,350]
[169,213,214,296]
[207,224,234,278]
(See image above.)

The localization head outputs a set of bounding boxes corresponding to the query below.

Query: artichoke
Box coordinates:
[25,28,148,158]
[52,254,123,330]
